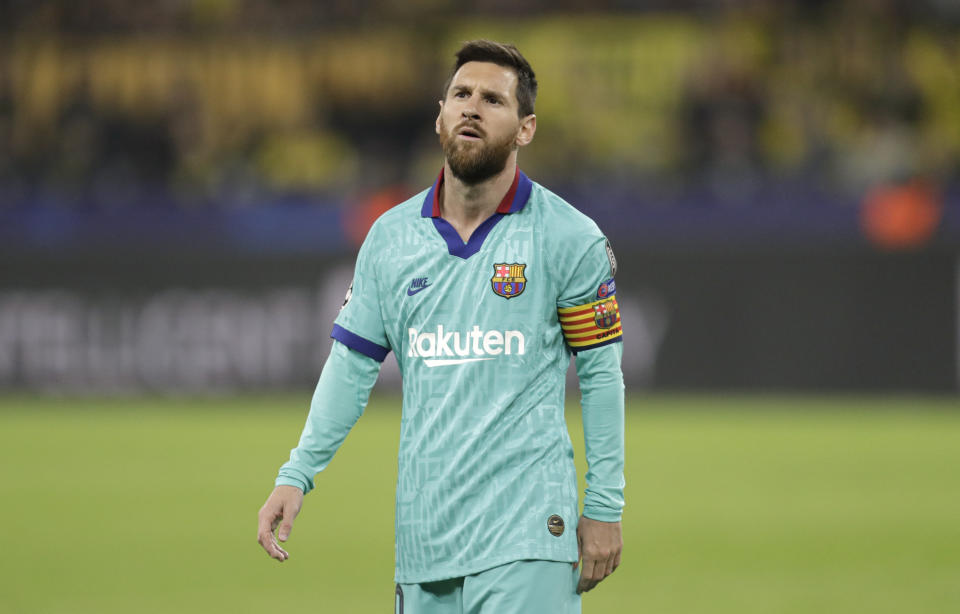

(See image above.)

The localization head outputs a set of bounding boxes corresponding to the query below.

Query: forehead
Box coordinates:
[448,61,518,102]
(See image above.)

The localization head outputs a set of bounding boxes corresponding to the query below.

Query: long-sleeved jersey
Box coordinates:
[277,168,624,583]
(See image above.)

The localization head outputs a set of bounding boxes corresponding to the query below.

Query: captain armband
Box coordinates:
[558,280,623,352]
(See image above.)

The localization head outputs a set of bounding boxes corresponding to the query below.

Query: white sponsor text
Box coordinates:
[407,325,525,367]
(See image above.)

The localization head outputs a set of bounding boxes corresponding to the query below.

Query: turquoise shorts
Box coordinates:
[395,559,581,614]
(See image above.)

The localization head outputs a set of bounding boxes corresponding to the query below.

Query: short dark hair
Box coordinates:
[442,39,537,118]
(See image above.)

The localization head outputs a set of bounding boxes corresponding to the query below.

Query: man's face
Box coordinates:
[436,61,535,185]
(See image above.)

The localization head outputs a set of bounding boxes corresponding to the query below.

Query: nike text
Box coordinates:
[407,277,431,296]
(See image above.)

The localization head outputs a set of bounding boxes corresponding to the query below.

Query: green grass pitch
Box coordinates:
[1,394,958,613]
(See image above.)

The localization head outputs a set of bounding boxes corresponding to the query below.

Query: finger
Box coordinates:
[584,548,613,590]
[573,525,582,570]
[278,516,294,542]
[257,529,289,561]
[259,513,279,545]
[260,501,281,533]
[604,550,617,577]
[257,508,290,562]
[577,576,598,594]
[272,541,290,561]
[270,536,290,561]
[577,558,597,594]
[607,552,620,576]
[270,539,290,560]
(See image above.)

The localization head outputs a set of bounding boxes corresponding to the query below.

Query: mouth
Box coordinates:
[456,125,484,141]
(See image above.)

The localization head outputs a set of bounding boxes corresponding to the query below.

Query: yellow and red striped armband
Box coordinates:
[558,295,623,351]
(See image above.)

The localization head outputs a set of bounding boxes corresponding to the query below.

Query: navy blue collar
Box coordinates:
[420,167,533,259]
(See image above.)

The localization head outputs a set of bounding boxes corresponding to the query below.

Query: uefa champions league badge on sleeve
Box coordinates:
[596,278,616,299]
[340,281,353,310]
[491,263,527,299]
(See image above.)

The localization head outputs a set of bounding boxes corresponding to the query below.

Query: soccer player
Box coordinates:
[257,40,625,613]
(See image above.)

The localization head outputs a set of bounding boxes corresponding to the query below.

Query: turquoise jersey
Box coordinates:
[280,168,624,583]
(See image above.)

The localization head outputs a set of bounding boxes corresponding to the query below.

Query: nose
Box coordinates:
[461,98,480,120]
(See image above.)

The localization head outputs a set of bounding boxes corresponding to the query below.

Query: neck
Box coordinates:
[439,153,518,232]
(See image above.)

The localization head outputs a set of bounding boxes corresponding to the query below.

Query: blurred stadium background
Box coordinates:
[1,1,958,613]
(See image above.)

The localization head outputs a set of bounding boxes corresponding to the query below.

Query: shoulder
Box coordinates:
[353,188,430,260]
[526,181,618,292]
[527,181,606,248]
[366,189,429,238]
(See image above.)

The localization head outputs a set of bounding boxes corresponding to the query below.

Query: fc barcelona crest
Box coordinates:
[491,263,526,299]
[594,298,619,329]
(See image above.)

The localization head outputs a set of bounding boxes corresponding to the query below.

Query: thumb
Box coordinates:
[278,506,295,542]
[278,522,293,542]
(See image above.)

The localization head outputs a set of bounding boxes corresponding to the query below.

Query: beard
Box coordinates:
[439,119,516,185]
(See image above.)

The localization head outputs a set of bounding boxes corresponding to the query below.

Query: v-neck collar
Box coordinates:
[420,166,533,259]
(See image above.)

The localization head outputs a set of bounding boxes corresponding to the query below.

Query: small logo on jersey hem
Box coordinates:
[406,276,431,296]
[491,263,526,299]
[547,514,565,537]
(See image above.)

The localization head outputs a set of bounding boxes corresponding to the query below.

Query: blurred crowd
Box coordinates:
[1,0,959,211]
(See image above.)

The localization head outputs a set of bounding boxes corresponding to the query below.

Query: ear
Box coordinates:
[515,114,537,147]
[435,101,444,135]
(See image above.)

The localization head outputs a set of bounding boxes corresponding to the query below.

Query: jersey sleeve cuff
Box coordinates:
[275,472,310,494]
[330,324,390,362]
[583,483,625,523]
[582,505,623,523]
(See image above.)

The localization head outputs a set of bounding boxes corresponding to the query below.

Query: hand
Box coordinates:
[257,485,304,562]
[575,516,622,593]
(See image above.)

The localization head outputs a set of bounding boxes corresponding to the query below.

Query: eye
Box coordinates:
[454,91,469,99]
[485,96,502,105]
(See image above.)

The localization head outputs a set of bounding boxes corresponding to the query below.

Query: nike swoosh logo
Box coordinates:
[406,284,431,296]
